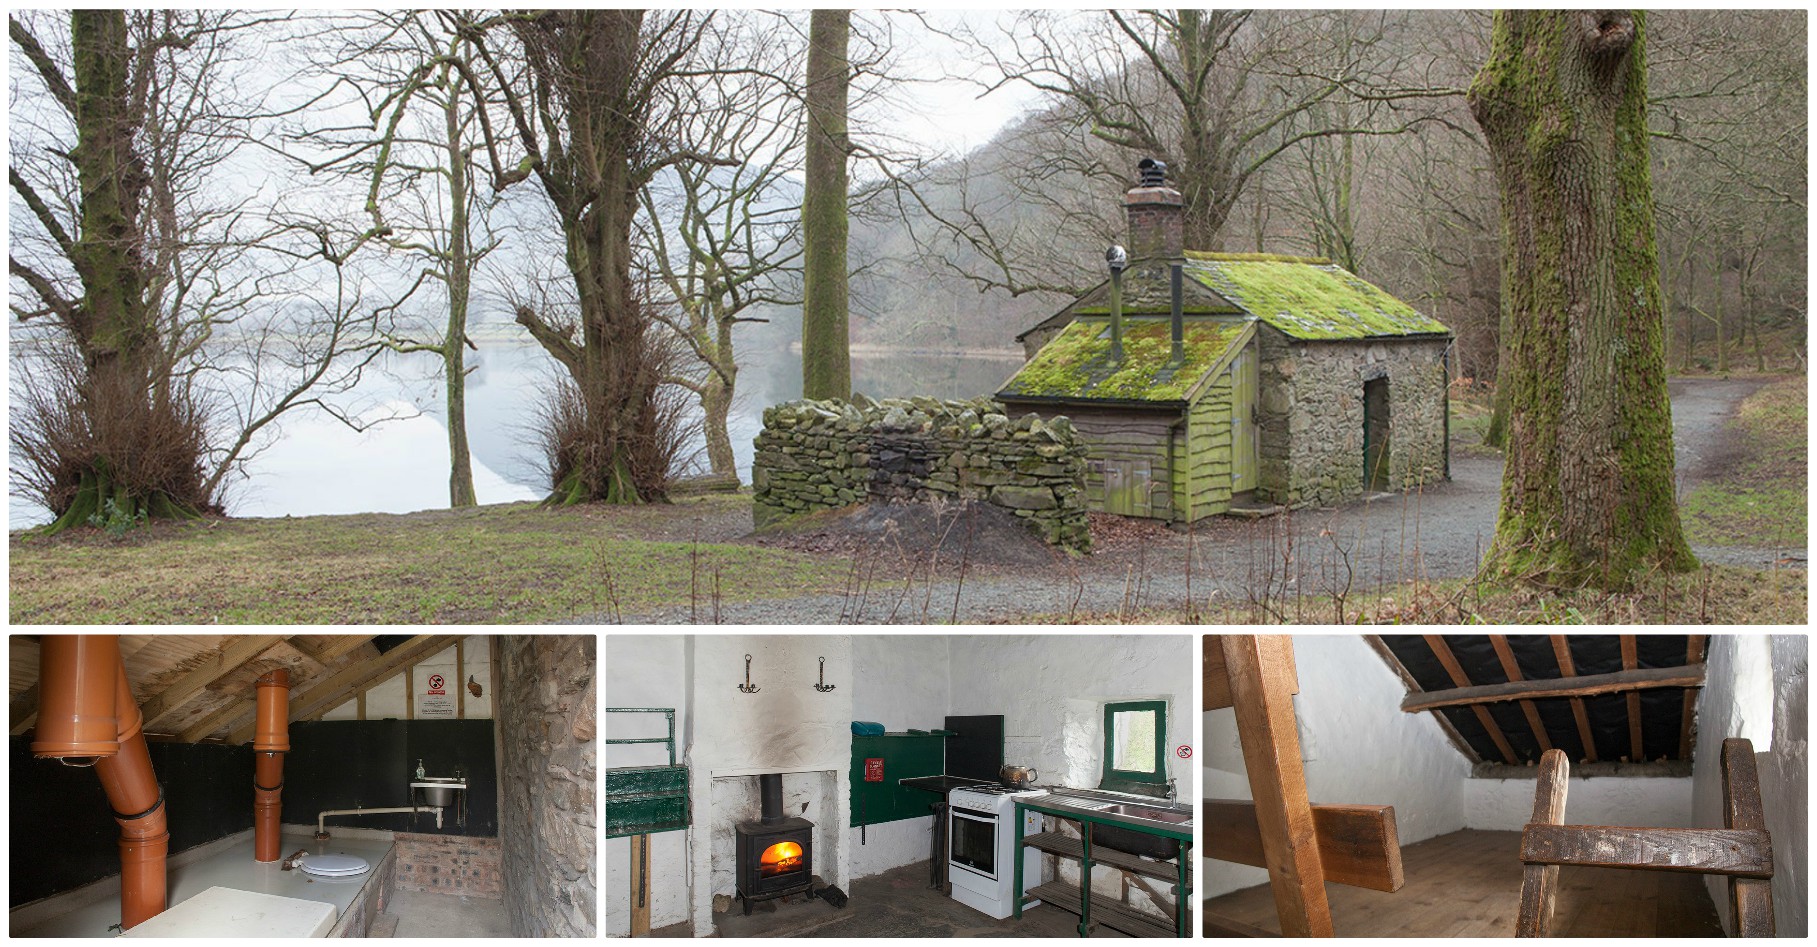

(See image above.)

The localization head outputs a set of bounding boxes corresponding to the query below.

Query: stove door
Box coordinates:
[949,805,999,881]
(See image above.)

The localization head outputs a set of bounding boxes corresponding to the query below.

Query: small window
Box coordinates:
[1102,700,1167,787]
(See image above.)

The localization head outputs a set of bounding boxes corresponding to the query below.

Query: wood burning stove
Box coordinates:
[733,774,816,915]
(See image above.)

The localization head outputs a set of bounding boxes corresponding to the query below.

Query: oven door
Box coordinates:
[948,805,1000,881]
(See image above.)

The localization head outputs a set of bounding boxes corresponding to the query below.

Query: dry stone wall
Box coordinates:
[497,636,595,937]
[752,396,1091,550]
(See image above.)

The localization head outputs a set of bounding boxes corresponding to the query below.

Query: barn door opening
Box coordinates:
[1363,376,1391,491]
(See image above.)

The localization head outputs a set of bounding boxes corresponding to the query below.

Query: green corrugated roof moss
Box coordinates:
[999,319,1245,402]
[1183,250,1333,266]
[1186,258,1450,340]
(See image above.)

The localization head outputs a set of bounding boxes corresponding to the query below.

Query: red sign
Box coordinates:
[427,673,445,695]
[864,758,884,782]
[1175,745,1192,759]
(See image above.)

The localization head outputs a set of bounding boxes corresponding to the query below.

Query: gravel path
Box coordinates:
[611,377,1799,624]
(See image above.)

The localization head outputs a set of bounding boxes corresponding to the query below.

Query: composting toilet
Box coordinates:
[296,853,371,879]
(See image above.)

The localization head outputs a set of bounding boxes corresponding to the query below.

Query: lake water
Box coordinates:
[8,334,1025,527]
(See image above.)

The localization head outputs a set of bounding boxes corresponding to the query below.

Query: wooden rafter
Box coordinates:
[10,684,39,736]
[1550,636,1599,763]
[223,634,459,744]
[287,634,373,665]
[138,635,286,729]
[1681,635,1706,760]
[1489,635,1552,754]
[1423,635,1517,764]
[1621,635,1644,761]
[1399,663,1706,712]
[1515,749,1568,937]
[1363,636,1479,764]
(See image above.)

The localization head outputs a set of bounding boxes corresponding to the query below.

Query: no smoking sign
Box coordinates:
[1175,745,1192,759]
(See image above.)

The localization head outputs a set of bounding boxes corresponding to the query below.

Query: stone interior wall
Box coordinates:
[394,832,502,899]
[752,396,1091,550]
[497,636,596,937]
[1256,329,1448,507]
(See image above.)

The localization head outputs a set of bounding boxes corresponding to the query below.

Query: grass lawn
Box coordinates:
[9,495,853,624]
[1679,377,1807,549]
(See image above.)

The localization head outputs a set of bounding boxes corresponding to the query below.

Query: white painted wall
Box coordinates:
[1463,775,1692,830]
[1204,635,1470,898]
[603,635,690,938]
[684,635,853,937]
[849,635,951,880]
[1694,634,1806,936]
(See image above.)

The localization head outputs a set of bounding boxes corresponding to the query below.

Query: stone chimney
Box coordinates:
[1125,158,1183,263]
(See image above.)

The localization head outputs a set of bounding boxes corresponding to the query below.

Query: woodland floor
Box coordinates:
[8,375,1805,625]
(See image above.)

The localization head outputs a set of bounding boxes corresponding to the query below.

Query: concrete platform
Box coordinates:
[12,831,394,938]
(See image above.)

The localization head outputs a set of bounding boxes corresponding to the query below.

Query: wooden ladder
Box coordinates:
[1516,738,1775,937]
[1205,636,1405,938]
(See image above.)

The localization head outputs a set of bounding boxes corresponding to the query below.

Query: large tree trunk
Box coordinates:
[1469,10,1695,588]
[800,9,851,401]
[443,81,476,509]
[41,10,208,532]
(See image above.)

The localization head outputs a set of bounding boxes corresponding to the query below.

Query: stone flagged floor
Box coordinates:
[651,861,1143,938]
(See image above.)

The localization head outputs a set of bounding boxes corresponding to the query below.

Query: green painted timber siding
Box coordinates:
[1177,367,1235,522]
[605,764,689,838]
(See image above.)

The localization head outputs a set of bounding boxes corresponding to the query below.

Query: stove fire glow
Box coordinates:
[759,840,804,876]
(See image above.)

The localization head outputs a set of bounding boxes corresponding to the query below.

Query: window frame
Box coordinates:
[1101,699,1168,789]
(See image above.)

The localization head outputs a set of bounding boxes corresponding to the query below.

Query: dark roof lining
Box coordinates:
[1378,635,1696,765]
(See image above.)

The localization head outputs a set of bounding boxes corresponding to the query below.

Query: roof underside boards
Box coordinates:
[997,317,1248,404]
[1377,635,1699,766]
[1184,253,1452,340]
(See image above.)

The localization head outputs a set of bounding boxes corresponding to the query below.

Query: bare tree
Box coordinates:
[9,10,388,531]
[639,13,803,479]
[445,10,726,505]
[1470,10,1695,588]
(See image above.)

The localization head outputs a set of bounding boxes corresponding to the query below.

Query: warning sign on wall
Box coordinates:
[418,673,456,718]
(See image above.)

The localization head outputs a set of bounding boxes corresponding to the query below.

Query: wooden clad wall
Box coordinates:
[1063,409,1178,520]
[1180,367,1235,522]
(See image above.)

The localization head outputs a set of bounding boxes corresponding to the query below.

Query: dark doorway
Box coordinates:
[1363,377,1391,491]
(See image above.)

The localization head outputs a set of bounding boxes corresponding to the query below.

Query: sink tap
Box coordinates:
[1164,779,1177,805]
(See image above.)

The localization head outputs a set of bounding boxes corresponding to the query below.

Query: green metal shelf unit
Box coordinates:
[606,708,689,839]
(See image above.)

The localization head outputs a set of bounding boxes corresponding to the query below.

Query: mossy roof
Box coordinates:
[997,318,1248,404]
[1182,252,1450,340]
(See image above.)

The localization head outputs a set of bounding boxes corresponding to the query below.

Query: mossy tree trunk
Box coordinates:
[800,8,851,401]
[1469,10,1696,588]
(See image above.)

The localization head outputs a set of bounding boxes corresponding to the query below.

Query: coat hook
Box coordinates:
[738,654,760,694]
[814,656,836,692]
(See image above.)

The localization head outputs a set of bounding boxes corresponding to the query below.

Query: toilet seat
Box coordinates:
[297,853,370,877]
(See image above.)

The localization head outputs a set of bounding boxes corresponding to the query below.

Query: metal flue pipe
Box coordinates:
[34,635,169,931]
[253,669,290,862]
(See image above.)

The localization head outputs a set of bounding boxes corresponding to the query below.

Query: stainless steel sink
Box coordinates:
[1101,803,1192,825]
[411,777,466,807]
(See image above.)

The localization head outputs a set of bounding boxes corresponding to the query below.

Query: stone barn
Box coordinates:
[998,160,1452,522]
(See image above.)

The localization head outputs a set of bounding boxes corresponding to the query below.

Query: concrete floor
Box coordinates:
[386,888,508,938]
[655,862,1140,938]
[12,831,392,937]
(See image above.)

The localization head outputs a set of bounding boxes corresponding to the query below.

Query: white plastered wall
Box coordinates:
[1203,635,1470,898]
[848,635,952,879]
[1463,773,1693,829]
[1693,634,1806,937]
[603,635,689,937]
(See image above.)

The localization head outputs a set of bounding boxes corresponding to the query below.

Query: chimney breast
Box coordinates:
[1125,158,1183,263]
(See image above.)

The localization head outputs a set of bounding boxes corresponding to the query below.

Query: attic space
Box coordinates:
[1204,634,1807,938]
[606,634,1194,938]
[9,634,596,938]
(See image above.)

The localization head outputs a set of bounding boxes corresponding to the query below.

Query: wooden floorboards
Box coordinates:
[1205,829,1724,937]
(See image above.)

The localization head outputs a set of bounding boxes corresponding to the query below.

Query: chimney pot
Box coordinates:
[1137,157,1168,188]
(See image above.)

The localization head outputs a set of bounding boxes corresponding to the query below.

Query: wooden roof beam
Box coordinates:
[1400,663,1706,713]
[10,684,38,736]
[1621,635,1644,762]
[1490,635,1553,754]
[1681,635,1706,761]
[1424,635,1518,765]
[223,635,459,744]
[138,635,286,730]
[287,634,374,665]
[1365,635,1480,764]
[1550,636,1599,763]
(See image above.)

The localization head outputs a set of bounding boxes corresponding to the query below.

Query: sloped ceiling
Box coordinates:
[1373,634,1705,766]
[9,634,460,744]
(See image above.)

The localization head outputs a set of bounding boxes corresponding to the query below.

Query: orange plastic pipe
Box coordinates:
[253,669,289,862]
[36,636,167,930]
[31,635,121,758]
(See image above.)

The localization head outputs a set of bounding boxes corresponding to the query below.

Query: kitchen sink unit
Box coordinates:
[605,633,1194,938]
